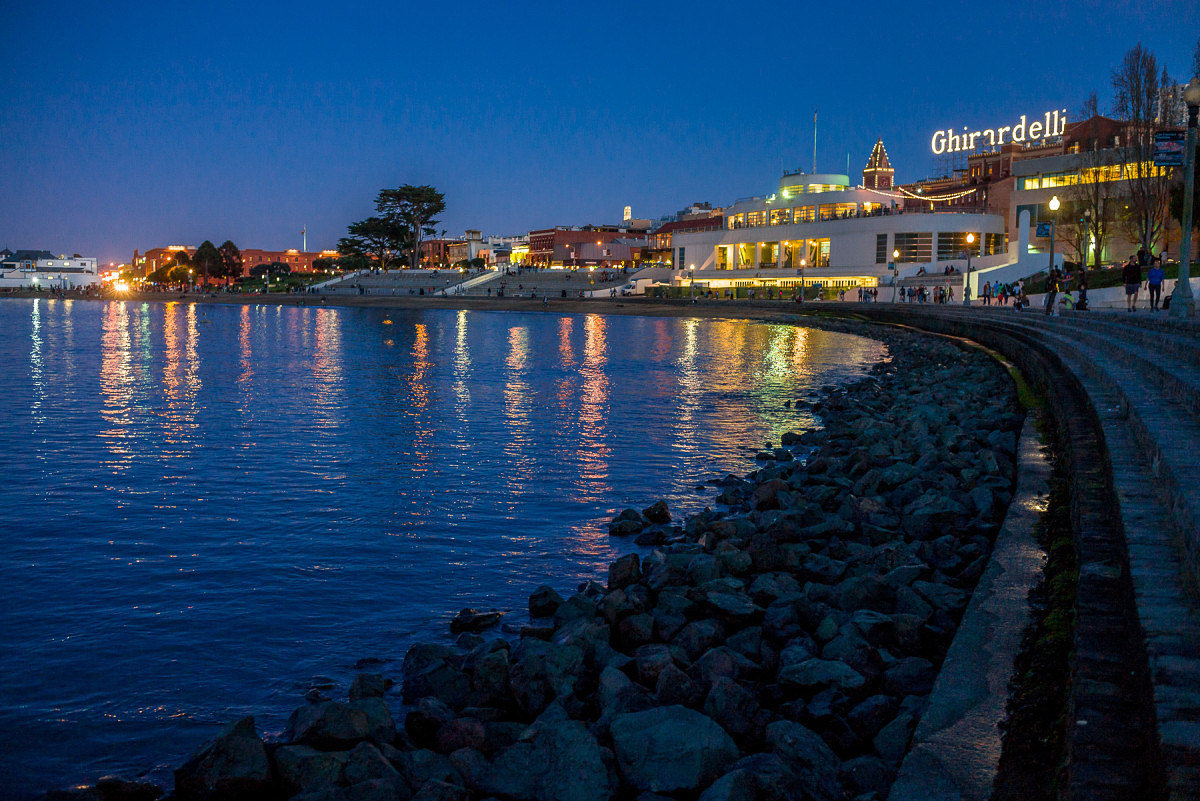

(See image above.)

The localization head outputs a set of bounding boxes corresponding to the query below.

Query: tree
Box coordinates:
[193,240,221,284]
[218,241,242,284]
[1064,93,1116,272]
[1193,37,1200,80]
[1111,43,1172,253]
[338,215,406,271]
[312,257,335,272]
[376,185,446,270]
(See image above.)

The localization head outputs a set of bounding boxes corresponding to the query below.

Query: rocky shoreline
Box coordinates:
[46,322,1022,801]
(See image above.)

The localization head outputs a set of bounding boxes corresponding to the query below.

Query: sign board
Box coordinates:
[931,110,1068,154]
[1154,131,1186,166]
[1035,222,1053,238]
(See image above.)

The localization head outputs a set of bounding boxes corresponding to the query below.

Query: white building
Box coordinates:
[0,250,100,290]
[671,168,1009,295]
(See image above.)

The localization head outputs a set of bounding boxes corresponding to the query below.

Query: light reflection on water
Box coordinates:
[0,300,886,798]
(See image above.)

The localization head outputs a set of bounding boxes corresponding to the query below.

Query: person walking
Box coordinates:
[1122,255,1143,312]
[1147,255,1165,311]
[1044,269,1060,316]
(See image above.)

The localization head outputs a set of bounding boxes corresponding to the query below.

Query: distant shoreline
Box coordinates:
[0,289,827,322]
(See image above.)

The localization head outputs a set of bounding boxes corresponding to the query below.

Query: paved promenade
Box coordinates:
[785,302,1200,801]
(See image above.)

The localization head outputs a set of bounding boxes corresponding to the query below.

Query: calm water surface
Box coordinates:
[0,299,887,797]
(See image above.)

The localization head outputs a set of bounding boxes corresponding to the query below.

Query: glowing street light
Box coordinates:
[963,233,975,306]
[892,249,900,303]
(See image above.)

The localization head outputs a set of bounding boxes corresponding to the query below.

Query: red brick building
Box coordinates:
[240,248,340,275]
[528,226,647,267]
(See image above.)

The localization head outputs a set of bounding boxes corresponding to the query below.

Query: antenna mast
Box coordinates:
[812,108,818,172]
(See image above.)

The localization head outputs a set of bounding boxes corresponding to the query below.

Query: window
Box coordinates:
[893,232,933,263]
[770,208,791,226]
[984,233,1006,256]
[937,232,979,261]
[795,206,815,222]
[746,210,767,227]
[832,202,857,218]
[876,234,888,264]
[728,214,745,229]
[818,204,836,221]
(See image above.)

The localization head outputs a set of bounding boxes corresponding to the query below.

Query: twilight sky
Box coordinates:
[3,0,1198,266]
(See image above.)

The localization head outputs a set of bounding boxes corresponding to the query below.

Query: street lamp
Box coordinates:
[1169,76,1200,319]
[688,263,695,302]
[1047,195,1060,274]
[891,249,899,303]
[799,258,806,303]
[963,233,975,306]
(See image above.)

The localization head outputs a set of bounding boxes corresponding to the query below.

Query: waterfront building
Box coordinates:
[528,226,648,268]
[133,245,196,277]
[670,148,1008,295]
[0,250,99,289]
[239,248,340,274]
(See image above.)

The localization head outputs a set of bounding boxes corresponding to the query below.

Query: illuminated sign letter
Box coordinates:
[1012,115,1028,143]
[932,130,946,154]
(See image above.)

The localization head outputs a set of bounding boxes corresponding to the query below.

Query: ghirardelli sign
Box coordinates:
[931,110,1068,154]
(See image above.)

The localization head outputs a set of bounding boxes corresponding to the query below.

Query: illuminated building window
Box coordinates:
[747,211,767,227]
[728,213,745,229]
[770,208,791,226]
[794,206,815,222]
[937,232,979,261]
[876,234,888,264]
[818,204,837,221]
[893,232,933,263]
[806,238,830,266]
[985,233,1006,255]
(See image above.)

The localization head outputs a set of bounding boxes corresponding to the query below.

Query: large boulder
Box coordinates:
[507,638,584,717]
[763,720,842,801]
[285,699,393,750]
[173,717,274,801]
[402,644,470,708]
[609,705,738,793]
[483,706,615,801]
[274,745,350,794]
[529,585,565,618]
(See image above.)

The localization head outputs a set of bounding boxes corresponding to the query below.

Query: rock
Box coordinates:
[449,608,505,634]
[777,658,866,693]
[846,694,899,741]
[598,665,655,715]
[392,749,462,796]
[764,720,842,801]
[350,673,391,701]
[552,595,597,628]
[873,696,925,764]
[89,777,164,801]
[174,717,273,801]
[483,707,615,801]
[405,698,454,749]
[609,705,739,792]
[409,780,470,801]
[912,580,967,614]
[608,553,641,590]
[507,638,584,717]
[286,699,393,750]
[901,492,967,539]
[434,718,486,755]
[655,663,704,708]
[529,585,565,618]
[616,613,655,649]
[344,742,403,786]
[342,778,407,801]
[703,677,763,740]
[840,755,894,797]
[882,656,937,697]
[401,644,469,708]
[673,619,726,662]
[643,500,671,524]
[275,745,350,794]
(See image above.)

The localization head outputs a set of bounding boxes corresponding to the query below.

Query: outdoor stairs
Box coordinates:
[958,307,1200,799]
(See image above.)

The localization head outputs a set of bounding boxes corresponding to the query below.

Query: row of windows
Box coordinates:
[1020,161,1167,190]
[874,232,1006,263]
[727,202,885,230]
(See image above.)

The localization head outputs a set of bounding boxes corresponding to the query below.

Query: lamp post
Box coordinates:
[688,264,695,302]
[963,233,975,306]
[799,258,806,303]
[891,249,899,303]
[1169,76,1200,319]
[1047,195,1060,272]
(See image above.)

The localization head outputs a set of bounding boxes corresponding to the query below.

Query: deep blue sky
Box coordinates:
[3,0,1198,265]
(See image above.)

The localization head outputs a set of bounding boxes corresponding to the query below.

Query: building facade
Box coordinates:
[240,248,340,274]
[0,250,99,289]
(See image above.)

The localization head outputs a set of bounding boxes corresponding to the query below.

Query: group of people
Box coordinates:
[897,284,954,304]
[977,280,1023,307]
[1121,247,1169,312]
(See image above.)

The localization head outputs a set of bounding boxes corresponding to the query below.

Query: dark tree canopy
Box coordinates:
[193,240,222,282]
[339,215,407,271]
[375,185,446,270]
[218,241,242,282]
